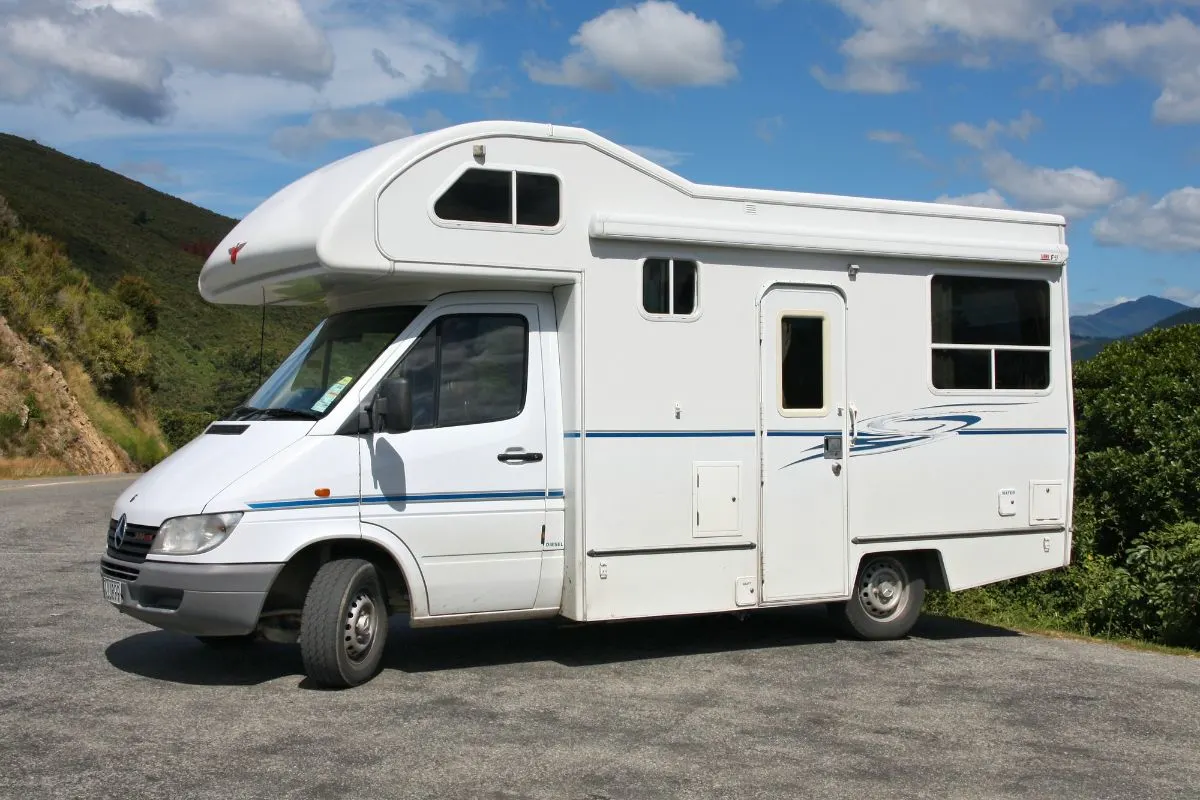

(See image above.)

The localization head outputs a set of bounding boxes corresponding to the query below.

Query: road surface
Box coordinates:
[1,475,1197,799]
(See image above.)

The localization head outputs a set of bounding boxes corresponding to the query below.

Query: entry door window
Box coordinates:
[780,316,825,412]
[389,314,529,429]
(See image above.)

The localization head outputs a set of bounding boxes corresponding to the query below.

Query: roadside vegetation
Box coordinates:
[0,194,167,473]
[0,133,321,451]
[929,324,1200,652]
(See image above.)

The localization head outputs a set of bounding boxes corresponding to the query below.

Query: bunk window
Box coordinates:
[781,316,825,410]
[642,258,698,316]
[931,275,1051,391]
[433,168,561,227]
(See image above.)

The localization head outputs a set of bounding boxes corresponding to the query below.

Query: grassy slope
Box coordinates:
[0,133,321,415]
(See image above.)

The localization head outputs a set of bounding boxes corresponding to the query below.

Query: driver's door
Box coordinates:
[359,303,549,616]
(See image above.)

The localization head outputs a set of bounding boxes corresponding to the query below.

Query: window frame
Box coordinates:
[428,162,566,235]
[387,312,531,430]
[926,273,1055,396]
[777,309,831,418]
[638,257,702,322]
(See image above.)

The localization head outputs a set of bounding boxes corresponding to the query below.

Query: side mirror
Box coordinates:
[371,376,413,434]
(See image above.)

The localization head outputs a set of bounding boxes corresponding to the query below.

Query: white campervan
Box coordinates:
[100,121,1075,688]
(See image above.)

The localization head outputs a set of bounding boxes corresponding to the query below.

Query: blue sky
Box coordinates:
[1,0,1198,315]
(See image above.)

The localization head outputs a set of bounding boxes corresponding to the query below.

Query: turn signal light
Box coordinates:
[314,488,331,498]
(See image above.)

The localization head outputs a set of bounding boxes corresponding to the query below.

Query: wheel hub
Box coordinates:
[344,591,377,661]
[859,559,908,620]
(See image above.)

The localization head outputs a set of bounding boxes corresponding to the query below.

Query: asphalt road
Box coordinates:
[2,475,1198,800]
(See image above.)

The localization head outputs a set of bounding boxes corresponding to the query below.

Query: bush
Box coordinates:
[0,194,18,234]
[113,274,160,332]
[1125,523,1200,648]
[158,408,216,450]
[0,230,152,402]
[1073,325,1200,559]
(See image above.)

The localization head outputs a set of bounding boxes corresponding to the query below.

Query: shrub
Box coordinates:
[1073,325,1200,559]
[1125,523,1200,648]
[158,408,216,450]
[0,194,18,235]
[113,274,160,332]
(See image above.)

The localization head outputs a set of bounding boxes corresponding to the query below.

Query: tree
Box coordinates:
[1072,324,1200,559]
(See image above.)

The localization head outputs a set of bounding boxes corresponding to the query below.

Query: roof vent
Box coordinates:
[744,203,758,215]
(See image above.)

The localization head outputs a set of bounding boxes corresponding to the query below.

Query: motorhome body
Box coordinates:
[99,121,1075,687]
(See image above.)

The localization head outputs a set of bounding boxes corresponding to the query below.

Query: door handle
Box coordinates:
[498,451,544,464]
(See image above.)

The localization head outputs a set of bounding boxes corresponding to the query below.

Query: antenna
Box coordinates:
[258,287,267,386]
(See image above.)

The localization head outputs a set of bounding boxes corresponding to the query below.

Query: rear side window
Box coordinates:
[389,314,529,428]
[434,168,560,228]
[930,275,1051,391]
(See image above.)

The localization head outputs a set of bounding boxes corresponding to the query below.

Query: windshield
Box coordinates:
[228,305,424,421]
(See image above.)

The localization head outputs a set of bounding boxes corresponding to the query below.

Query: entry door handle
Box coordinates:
[498,451,543,464]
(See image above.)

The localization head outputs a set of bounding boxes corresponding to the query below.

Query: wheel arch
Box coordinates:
[264,535,417,618]
[852,547,948,592]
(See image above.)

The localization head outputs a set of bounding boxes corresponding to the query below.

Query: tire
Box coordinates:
[195,633,257,648]
[830,554,925,640]
[300,558,389,689]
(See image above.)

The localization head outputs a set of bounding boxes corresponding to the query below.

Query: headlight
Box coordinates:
[151,512,243,555]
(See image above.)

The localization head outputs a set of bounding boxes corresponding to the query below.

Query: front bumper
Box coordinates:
[100,556,283,637]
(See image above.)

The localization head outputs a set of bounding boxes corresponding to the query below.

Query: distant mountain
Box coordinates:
[1154,306,1200,330]
[1070,296,1189,340]
[1070,298,1200,362]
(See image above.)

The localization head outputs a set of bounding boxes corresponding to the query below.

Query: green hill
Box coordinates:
[1155,306,1200,329]
[0,133,321,437]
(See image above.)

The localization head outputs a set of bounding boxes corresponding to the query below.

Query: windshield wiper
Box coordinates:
[224,406,321,422]
[252,408,322,421]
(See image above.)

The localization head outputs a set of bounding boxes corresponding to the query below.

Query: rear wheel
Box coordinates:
[830,554,925,640]
[300,559,388,689]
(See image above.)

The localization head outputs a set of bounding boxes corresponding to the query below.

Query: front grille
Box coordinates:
[106,518,158,564]
[101,561,140,581]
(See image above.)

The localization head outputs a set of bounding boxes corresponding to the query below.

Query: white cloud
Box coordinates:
[1071,296,1134,316]
[271,107,416,158]
[815,2,1200,123]
[813,0,1059,94]
[935,189,1011,209]
[981,151,1122,218]
[523,1,737,90]
[0,0,333,121]
[119,158,180,185]
[867,128,938,170]
[1043,14,1200,124]
[950,111,1042,149]
[1093,187,1200,251]
[755,115,784,143]
[625,145,689,168]
[1163,286,1200,306]
[867,129,910,144]
[271,107,452,159]
[0,1,477,135]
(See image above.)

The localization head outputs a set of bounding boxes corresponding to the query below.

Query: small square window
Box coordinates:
[642,258,698,317]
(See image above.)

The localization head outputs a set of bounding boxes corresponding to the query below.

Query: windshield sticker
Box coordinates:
[311,376,354,413]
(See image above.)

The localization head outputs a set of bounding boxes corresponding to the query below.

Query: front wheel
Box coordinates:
[829,554,925,640]
[300,559,389,688]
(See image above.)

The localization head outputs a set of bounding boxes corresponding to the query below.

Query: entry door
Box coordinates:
[360,303,548,616]
[760,287,849,602]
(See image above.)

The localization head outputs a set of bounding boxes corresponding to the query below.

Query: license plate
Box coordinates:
[102,577,124,604]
